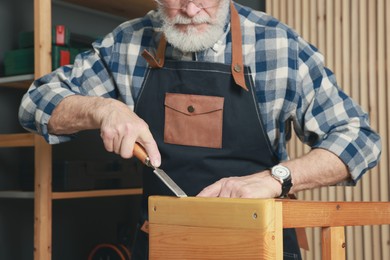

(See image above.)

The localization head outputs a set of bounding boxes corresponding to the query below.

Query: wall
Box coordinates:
[239,0,264,10]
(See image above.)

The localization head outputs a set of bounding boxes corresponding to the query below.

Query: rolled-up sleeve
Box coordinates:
[294,38,382,183]
[18,33,118,144]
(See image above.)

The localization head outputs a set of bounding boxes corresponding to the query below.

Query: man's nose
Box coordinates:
[182,1,202,17]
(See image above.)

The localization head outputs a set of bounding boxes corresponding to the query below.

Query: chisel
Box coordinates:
[133,143,188,198]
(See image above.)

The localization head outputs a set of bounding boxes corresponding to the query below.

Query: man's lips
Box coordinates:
[175,23,207,30]
[176,22,208,26]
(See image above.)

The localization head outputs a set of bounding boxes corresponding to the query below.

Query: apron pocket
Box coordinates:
[164,93,224,148]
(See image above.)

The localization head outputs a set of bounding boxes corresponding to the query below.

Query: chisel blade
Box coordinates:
[153,168,188,198]
[133,142,188,197]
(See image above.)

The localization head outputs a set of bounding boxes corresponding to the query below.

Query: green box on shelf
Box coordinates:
[3,48,33,76]
[4,46,79,76]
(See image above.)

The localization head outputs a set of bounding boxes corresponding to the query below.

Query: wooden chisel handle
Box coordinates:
[133,143,153,168]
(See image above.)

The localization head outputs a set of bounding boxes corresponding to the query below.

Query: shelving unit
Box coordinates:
[52,188,143,200]
[0,0,152,259]
[0,74,34,89]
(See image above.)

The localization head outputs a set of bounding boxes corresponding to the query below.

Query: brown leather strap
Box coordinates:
[230,1,248,91]
[296,226,309,251]
[140,220,149,234]
[142,35,167,68]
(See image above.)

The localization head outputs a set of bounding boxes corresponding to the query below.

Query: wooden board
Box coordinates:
[281,200,390,228]
[0,133,35,147]
[148,196,283,260]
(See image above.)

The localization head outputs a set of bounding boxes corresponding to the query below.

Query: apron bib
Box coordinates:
[135,60,277,196]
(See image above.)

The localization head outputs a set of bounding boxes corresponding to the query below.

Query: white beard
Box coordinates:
[158,0,230,52]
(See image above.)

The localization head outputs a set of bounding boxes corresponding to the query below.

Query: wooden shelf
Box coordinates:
[0,191,35,199]
[0,188,142,199]
[0,74,34,89]
[52,188,143,199]
[0,133,35,147]
[61,0,156,19]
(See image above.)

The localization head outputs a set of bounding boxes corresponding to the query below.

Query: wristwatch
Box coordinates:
[270,164,293,198]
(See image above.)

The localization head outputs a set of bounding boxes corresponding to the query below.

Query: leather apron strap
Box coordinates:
[142,35,167,69]
[142,1,248,91]
[229,1,248,91]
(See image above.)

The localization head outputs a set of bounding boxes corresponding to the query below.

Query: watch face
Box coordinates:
[272,165,290,179]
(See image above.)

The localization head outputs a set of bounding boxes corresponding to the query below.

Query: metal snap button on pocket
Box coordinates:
[187,105,195,113]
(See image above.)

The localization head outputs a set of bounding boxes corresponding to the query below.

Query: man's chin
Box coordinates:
[164,29,217,52]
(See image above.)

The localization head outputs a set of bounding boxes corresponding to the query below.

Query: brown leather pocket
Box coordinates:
[164,93,224,148]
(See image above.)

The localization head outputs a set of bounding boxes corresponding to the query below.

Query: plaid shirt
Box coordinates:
[19,2,381,183]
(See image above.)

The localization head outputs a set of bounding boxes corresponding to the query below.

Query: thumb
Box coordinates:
[137,134,161,168]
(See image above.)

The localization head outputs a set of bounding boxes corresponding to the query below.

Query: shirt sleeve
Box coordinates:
[294,37,382,184]
[18,33,119,144]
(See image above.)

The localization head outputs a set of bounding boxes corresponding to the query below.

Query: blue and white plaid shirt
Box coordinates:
[19,2,381,183]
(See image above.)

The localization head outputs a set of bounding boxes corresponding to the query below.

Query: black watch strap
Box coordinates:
[280,178,293,198]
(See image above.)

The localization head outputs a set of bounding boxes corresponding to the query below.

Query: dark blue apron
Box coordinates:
[132,3,301,260]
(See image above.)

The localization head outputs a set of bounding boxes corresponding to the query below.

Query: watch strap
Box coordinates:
[280,178,292,198]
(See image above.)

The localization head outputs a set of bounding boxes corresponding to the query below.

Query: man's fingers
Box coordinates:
[120,135,136,158]
[137,133,161,167]
[99,110,160,162]
[197,177,257,198]
[197,181,223,197]
[101,130,115,153]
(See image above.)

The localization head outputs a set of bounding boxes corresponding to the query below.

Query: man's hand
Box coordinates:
[197,171,282,198]
[197,148,351,199]
[99,99,160,166]
[49,95,161,167]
